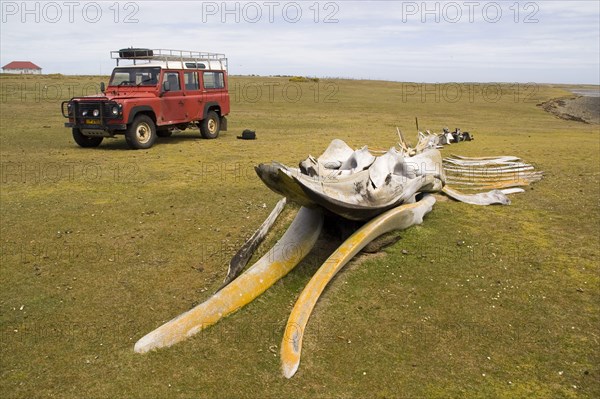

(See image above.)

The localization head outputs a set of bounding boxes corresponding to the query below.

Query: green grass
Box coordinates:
[0,74,598,398]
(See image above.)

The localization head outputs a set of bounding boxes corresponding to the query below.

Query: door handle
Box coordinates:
[178,101,184,105]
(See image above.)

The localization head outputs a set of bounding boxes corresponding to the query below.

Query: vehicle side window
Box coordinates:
[203,72,225,89]
[163,72,181,91]
[184,71,199,91]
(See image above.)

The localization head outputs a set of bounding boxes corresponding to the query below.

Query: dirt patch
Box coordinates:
[538,96,600,124]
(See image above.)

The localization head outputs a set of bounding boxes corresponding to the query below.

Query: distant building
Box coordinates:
[2,61,42,74]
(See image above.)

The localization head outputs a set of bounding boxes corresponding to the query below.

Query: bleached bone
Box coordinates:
[450,154,521,160]
[339,145,376,172]
[280,195,436,378]
[446,173,544,183]
[446,181,538,191]
[294,172,433,221]
[446,170,544,179]
[442,186,512,205]
[219,197,287,291]
[293,149,443,220]
[299,139,355,176]
[443,164,534,173]
[134,206,323,354]
[443,156,521,166]
[315,138,355,169]
[254,163,316,207]
[415,132,440,152]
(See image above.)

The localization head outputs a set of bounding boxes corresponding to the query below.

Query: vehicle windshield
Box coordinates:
[109,67,160,87]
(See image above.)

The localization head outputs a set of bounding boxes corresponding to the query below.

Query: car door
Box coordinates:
[159,71,187,125]
[183,70,203,121]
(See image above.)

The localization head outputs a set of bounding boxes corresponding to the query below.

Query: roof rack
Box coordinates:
[111,48,228,71]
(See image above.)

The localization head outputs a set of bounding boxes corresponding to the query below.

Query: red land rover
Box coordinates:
[62,48,230,149]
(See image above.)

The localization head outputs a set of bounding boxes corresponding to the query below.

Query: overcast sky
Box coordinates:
[1,0,598,83]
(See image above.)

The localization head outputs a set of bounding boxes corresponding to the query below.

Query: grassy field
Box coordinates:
[0,73,598,398]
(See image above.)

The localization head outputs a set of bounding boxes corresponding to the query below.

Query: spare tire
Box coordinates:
[119,48,153,58]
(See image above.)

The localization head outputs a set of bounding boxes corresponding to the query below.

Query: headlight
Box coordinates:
[82,110,88,116]
[93,109,100,117]
[111,106,119,116]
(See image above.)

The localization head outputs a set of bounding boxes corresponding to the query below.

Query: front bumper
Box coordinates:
[62,100,125,136]
[64,121,127,130]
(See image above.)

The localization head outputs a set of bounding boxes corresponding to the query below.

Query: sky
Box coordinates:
[1,0,599,83]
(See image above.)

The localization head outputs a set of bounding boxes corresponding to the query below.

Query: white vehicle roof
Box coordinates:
[114,60,226,71]
[111,48,228,71]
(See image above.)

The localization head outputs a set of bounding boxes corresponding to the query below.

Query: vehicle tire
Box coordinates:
[126,115,157,149]
[200,111,220,139]
[156,128,172,137]
[72,128,103,148]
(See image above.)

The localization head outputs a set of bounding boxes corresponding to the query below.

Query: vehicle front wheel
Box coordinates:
[72,128,103,148]
[126,115,156,149]
[200,111,220,139]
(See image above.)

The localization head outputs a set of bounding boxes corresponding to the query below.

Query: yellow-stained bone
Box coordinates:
[280,196,436,378]
[135,206,324,354]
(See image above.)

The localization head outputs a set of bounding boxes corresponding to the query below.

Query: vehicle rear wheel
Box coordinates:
[72,128,103,148]
[126,115,157,149]
[200,111,220,139]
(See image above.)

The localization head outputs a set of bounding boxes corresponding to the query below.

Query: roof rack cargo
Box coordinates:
[111,48,228,71]
[118,48,154,58]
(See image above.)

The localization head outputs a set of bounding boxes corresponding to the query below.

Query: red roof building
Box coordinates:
[2,61,42,74]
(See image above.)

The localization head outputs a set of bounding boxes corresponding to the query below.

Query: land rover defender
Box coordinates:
[61,48,230,149]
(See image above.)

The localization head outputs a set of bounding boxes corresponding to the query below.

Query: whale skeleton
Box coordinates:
[134,138,542,378]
